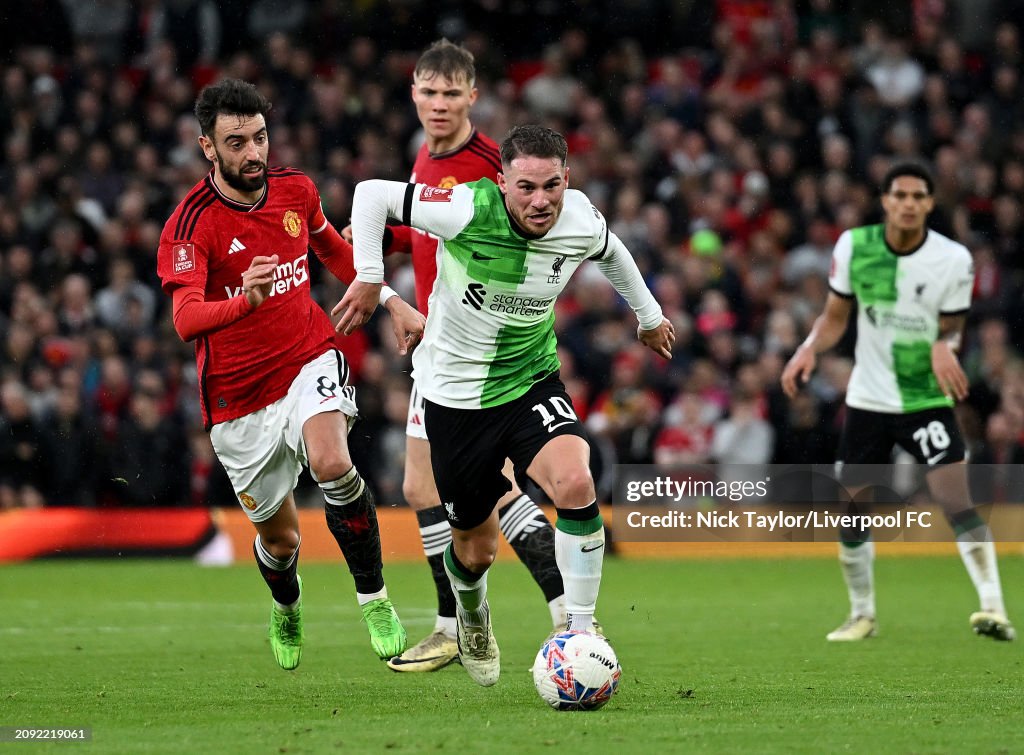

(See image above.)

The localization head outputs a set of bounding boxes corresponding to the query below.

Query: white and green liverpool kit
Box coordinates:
[351,178,663,409]
[829,225,974,414]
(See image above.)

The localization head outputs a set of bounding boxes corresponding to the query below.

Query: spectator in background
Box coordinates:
[0,381,46,509]
[653,390,714,466]
[106,376,188,506]
[95,257,157,335]
[710,392,775,486]
[522,44,581,119]
[60,0,132,65]
[38,382,99,507]
[144,0,222,71]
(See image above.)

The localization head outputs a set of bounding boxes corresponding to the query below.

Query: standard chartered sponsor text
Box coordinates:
[488,293,554,316]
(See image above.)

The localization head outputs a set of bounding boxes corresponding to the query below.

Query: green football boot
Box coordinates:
[269,576,304,670]
[362,597,408,659]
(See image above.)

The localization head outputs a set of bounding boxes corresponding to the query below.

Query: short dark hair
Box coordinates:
[414,38,476,86]
[194,79,271,137]
[500,125,568,167]
[881,162,934,195]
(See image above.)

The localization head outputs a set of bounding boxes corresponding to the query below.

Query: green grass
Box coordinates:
[1,554,1022,754]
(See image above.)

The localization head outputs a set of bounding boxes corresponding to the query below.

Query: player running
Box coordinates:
[336,125,674,685]
[781,162,1014,642]
[158,79,423,670]
[382,40,576,673]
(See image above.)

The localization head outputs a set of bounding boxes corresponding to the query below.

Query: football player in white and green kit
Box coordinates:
[782,162,1014,642]
[335,125,675,685]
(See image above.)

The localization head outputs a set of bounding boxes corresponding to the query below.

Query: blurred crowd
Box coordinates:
[5,0,1024,509]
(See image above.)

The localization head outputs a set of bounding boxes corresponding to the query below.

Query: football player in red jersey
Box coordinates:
[383,40,573,673]
[157,79,423,670]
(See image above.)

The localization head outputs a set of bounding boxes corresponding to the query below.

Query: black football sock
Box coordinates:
[499,494,564,603]
[254,535,300,607]
[416,506,457,618]
[322,466,385,595]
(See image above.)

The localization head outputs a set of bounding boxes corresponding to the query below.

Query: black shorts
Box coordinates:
[837,405,966,478]
[424,373,588,530]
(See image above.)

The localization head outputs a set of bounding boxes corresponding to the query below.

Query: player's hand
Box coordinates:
[340,224,353,243]
[638,317,675,360]
[332,280,382,334]
[781,344,816,398]
[242,254,279,309]
[383,296,426,356]
[932,341,969,401]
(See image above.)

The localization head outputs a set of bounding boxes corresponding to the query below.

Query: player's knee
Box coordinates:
[260,529,300,560]
[461,542,497,573]
[551,467,595,508]
[310,455,354,485]
[402,471,439,511]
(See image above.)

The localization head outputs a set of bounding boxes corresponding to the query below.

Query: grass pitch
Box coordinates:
[2,553,1022,754]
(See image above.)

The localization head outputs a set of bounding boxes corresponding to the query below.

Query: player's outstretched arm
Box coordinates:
[781,292,852,398]
[639,318,675,359]
[592,233,667,348]
[333,180,407,334]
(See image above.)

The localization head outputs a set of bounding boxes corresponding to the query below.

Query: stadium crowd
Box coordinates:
[4,0,1024,509]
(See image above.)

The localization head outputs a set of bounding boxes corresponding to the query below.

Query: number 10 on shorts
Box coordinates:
[532,396,578,433]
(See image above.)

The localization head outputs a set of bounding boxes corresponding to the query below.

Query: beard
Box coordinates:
[216,153,267,194]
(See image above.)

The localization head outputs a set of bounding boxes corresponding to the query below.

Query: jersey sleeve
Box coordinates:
[593,232,664,330]
[828,230,854,298]
[940,246,974,315]
[157,221,209,294]
[403,183,475,240]
[303,174,326,232]
[585,202,612,260]
[351,180,474,283]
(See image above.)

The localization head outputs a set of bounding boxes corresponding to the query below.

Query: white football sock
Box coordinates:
[957,539,1006,616]
[555,509,604,632]
[838,540,875,619]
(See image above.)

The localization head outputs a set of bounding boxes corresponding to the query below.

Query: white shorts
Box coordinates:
[210,349,358,523]
[406,381,428,441]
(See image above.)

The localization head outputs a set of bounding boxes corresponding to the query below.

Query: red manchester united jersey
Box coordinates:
[407,129,500,313]
[158,168,335,427]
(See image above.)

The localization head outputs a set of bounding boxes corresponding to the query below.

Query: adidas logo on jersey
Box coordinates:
[228,237,246,254]
[462,282,486,310]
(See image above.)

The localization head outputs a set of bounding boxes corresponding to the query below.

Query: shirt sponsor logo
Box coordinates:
[863,305,928,333]
[420,186,453,202]
[489,293,555,317]
[283,210,302,238]
[462,282,486,310]
[173,243,196,274]
[224,256,309,298]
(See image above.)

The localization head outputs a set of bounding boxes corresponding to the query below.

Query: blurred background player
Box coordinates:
[383,39,571,673]
[781,162,1014,643]
[158,79,423,669]
[336,124,675,686]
